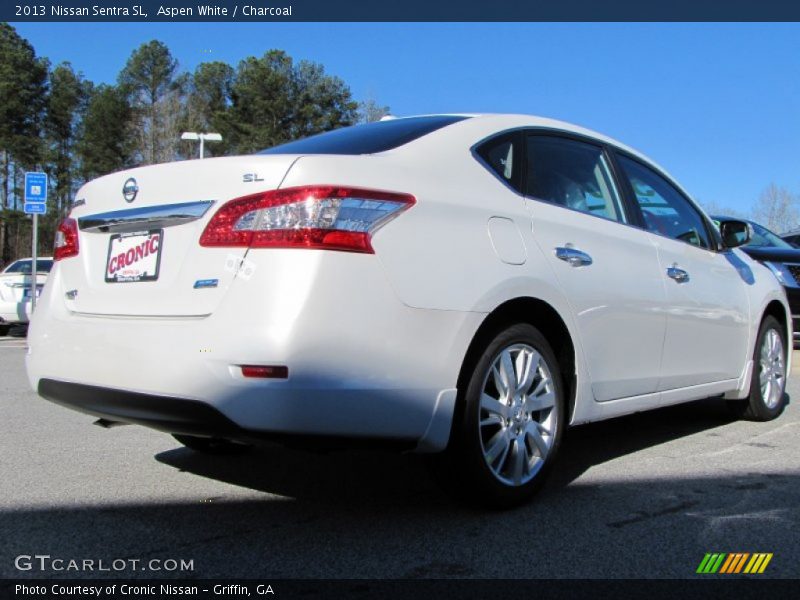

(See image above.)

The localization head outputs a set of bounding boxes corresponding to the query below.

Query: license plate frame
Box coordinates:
[105,229,163,284]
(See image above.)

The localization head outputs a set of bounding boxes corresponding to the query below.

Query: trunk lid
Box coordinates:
[61,155,299,317]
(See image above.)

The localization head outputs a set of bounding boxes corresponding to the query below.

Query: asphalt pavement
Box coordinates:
[1,338,798,579]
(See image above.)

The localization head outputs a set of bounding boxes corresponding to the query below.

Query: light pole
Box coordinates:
[181,132,223,159]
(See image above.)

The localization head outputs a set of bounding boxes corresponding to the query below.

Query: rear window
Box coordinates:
[259,115,469,155]
[3,259,53,274]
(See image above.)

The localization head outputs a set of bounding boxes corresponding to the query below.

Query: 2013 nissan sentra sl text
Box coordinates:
[26,114,792,506]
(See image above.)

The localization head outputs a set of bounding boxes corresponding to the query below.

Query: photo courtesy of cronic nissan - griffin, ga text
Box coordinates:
[26,115,791,507]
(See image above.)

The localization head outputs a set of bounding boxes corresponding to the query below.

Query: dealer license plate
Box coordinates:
[105,230,163,283]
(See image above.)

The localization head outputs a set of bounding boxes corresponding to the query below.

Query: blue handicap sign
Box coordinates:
[24,172,47,203]
[24,202,47,215]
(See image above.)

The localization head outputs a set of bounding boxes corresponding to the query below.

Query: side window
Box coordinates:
[617,155,711,249]
[525,135,626,223]
[475,132,522,192]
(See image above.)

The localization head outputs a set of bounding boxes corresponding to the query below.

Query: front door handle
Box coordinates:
[555,246,593,267]
[666,265,690,283]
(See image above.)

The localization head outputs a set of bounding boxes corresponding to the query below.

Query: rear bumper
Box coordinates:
[0,300,31,324]
[38,379,241,437]
[27,251,480,451]
[37,379,428,449]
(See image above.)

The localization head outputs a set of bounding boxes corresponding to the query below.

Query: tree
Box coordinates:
[751,184,798,233]
[75,85,134,180]
[180,61,235,158]
[357,97,390,123]
[292,60,358,138]
[698,200,747,220]
[0,23,48,264]
[45,62,90,219]
[118,40,182,164]
[228,50,358,154]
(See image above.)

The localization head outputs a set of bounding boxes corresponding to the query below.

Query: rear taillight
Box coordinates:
[200,186,415,253]
[54,218,79,261]
[241,365,289,379]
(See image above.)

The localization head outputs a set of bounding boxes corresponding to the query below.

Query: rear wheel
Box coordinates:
[172,434,251,455]
[9,324,27,337]
[729,315,787,421]
[439,323,565,508]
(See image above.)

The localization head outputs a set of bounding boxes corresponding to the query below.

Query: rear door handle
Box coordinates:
[666,265,690,283]
[555,246,593,267]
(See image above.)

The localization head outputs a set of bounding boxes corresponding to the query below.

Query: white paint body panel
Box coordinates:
[650,233,751,389]
[526,200,666,401]
[487,217,526,265]
[26,114,791,450]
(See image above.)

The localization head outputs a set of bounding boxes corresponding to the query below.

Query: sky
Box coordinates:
[13,22,800,216]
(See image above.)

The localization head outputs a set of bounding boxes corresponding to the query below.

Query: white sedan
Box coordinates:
[0,257,53,330]
[26,115,791,506]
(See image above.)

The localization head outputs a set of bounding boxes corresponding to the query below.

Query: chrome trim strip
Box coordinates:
[69,310,210,320]
[78,201,215,233]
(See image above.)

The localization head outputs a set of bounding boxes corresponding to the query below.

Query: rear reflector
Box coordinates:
[241,365,289,379]
[200,186,415,254]
[54,218,79,261]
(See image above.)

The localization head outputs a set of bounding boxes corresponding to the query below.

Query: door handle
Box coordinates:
[555,246,593,267]
[666,265,690,283]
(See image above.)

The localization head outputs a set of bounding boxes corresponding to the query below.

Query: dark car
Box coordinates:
[781,229,800,248]
[713,215,800,342]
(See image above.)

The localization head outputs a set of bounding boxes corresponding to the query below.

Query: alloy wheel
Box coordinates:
[759,328,785,409]
[478,344,558,486]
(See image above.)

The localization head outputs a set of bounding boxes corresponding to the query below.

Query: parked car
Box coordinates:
[26,115,791,506]
[780,229,800,248]
[712,216,800,344]
[0,257,53,333]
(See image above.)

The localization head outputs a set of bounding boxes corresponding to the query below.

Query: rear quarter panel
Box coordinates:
[279,148,594,422]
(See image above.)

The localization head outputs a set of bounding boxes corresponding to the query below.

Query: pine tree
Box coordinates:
[75,85,134,180]
[0,23,48,265]
[118,40,182,165]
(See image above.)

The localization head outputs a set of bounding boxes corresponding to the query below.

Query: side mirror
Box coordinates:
[719,219,752,249]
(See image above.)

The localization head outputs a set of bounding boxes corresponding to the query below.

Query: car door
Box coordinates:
[523,133,667,402]
[614,153,750,389]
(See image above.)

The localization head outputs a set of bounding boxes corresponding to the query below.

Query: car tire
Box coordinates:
[438,323,565,508]
[172,434,251,455]
[0,324,9,337]
[728,315,788,421]
[9,324,27,338]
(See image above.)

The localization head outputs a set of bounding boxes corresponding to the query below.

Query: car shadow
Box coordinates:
[155,397,746,506]
[550,397,742,489]
[3,395,797,579]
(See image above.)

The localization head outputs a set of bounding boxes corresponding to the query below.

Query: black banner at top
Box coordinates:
[3,0,800,22]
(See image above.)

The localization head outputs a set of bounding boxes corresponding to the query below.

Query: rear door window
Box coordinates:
[525,135,626,223]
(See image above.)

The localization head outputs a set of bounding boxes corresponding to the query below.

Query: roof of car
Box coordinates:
[396,113,696,203]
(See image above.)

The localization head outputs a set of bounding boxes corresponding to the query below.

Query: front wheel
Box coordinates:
[439,323,565,508]
[729,315,788,421]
